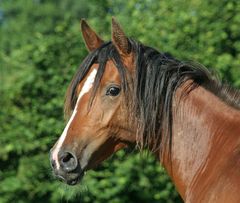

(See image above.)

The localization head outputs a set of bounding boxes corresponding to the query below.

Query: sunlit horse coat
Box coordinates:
[50,18,240,203]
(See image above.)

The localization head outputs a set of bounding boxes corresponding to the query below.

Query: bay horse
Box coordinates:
[50,18,240,202]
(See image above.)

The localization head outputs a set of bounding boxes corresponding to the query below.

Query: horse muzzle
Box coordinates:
[49,149,84,185]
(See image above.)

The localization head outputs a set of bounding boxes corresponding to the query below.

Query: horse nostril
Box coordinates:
[60,151,78,173]
[62,153,72,163]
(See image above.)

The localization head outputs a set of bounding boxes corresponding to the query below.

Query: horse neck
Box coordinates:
[161,82,240,202]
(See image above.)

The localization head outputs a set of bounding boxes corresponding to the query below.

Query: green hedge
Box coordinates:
[1,0,239,202]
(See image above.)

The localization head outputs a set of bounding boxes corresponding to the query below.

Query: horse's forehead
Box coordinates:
[76,64,99,94]
[103,60,121,83]
[76,61,121,94]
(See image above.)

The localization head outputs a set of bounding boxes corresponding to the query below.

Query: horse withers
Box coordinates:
[50,18,240,202]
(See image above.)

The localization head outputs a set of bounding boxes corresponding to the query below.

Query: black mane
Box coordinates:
[65,39,240,155]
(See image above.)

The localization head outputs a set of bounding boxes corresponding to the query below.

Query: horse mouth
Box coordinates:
[66,174,83,186]
[55,170,85,186]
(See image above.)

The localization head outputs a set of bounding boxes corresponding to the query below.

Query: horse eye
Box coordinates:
[106,86,121,96]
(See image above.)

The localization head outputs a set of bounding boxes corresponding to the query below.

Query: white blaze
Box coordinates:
[52,69,97,169]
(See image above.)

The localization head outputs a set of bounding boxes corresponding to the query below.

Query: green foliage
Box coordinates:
[1,0,239,202]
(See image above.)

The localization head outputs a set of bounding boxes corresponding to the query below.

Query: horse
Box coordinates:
[50,18,240,202]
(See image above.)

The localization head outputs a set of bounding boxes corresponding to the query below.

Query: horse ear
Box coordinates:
[81,19,104,52]
[111,17,130,56]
